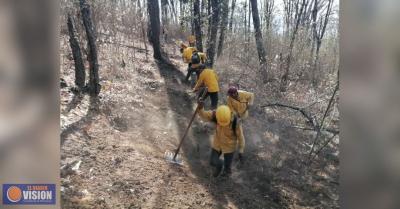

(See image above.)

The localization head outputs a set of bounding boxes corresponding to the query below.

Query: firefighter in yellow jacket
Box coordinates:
[185,51,207,82]
[197,103,245,177]
[193,66,219,110]
[227,86,254,119]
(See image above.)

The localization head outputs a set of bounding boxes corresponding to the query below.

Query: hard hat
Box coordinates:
[191,52,201,64]
[180,42,187,49]
[227,86,238,97]
[216,105,231,126]
[188,35,196,44]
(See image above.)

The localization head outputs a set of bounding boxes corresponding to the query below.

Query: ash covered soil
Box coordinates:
[60,37,339,209]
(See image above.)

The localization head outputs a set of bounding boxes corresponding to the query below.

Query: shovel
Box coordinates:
[165,87,208,165]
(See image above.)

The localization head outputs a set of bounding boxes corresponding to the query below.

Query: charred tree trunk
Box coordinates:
[250,0,268,82]
[79,0,100,96]
[217,0,229,58]
[206,0,220,66]
[228,0,236,32]
[193,0,203,51]
[147,0,163,60]
[67,14,85,88]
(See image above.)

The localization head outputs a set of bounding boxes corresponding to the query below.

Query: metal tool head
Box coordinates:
[164,150,183,165]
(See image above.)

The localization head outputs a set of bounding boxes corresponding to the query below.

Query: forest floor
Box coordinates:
[60,36,339,209]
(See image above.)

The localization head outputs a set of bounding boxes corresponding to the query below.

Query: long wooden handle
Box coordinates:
[173,106,200,160]
[173,88,207,160]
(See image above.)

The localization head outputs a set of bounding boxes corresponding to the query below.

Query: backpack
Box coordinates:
[191,52,201,64]
[211,111,238,137]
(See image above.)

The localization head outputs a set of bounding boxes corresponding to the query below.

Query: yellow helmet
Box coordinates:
[188,35,196,44]
[216,105,231,126]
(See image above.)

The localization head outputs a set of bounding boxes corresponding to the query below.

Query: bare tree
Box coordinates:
[193,0,203,51]
[79,0,101,96]
[147,0,163,60]
[161,0,169,27]
[264,0,274,31]
[217,0,229,58]
[67,14,85,88]
[228,0,236,32]
[311,0,333,86]
[250,0,268,82]
[280,0,306,92]
[206,0,220,66]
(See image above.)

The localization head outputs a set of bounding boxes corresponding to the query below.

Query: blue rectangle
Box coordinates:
[3,184,56,205]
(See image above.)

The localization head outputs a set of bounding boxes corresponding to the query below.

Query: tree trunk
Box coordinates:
[243,1,247,41]
[206,0,220,66]
[138,0,149,60]
[79,0,100,96]
[250,0,268,82]
[193,0,203,51]
[228,0,236,32]
[207,0,212,38]
[280,0,306,92]
[161,0,169,26]
[312,0,333,87]
[216,0,229,58]
[247,0,251,43]
[67,14,86,88]
[147,0,163,60]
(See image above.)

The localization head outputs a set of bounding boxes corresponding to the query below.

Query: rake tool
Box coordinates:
[165,87,208,165]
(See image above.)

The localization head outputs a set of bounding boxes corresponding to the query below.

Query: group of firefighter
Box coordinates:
[179,35,254,177]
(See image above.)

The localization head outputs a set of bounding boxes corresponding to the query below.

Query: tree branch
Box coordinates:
[261,102,318,129]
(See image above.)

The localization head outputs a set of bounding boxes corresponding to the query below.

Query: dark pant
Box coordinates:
[207,92,218,110]
[210,149,234,173]
[185,63,194,81]
[198,88,218,110]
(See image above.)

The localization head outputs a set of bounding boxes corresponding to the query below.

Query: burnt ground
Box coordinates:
[60,37,339,209]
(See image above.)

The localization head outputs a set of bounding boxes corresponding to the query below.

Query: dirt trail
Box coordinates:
[60,40,339,209]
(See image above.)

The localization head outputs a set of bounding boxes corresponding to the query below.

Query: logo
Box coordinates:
[2,184,56,205]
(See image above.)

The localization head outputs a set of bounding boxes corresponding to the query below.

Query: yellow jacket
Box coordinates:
[198,108,245,154]
[227,90,254,119]
[182,47,197,63]
[193,68,219,93]
[198,52,207,64]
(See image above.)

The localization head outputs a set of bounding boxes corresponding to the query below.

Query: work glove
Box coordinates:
[197,99,205,109]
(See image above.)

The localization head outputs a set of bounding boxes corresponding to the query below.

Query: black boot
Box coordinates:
[220,168,232,177]
[213,164,222,177]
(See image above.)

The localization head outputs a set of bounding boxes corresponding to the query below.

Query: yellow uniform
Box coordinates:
[198,108,245,153]
[227,90,254,119]
[182,47,197,63]
[188,35,196,45]
[193,68,219,93]
[191,53,207,68]
[198,52,207,64]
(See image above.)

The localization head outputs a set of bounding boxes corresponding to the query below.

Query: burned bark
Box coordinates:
[206,0,220,66]
[193,0,203,51]
[147,0,163,60]
[79,0,101,96]
[217,0,229,58]
[67,14,85,88]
